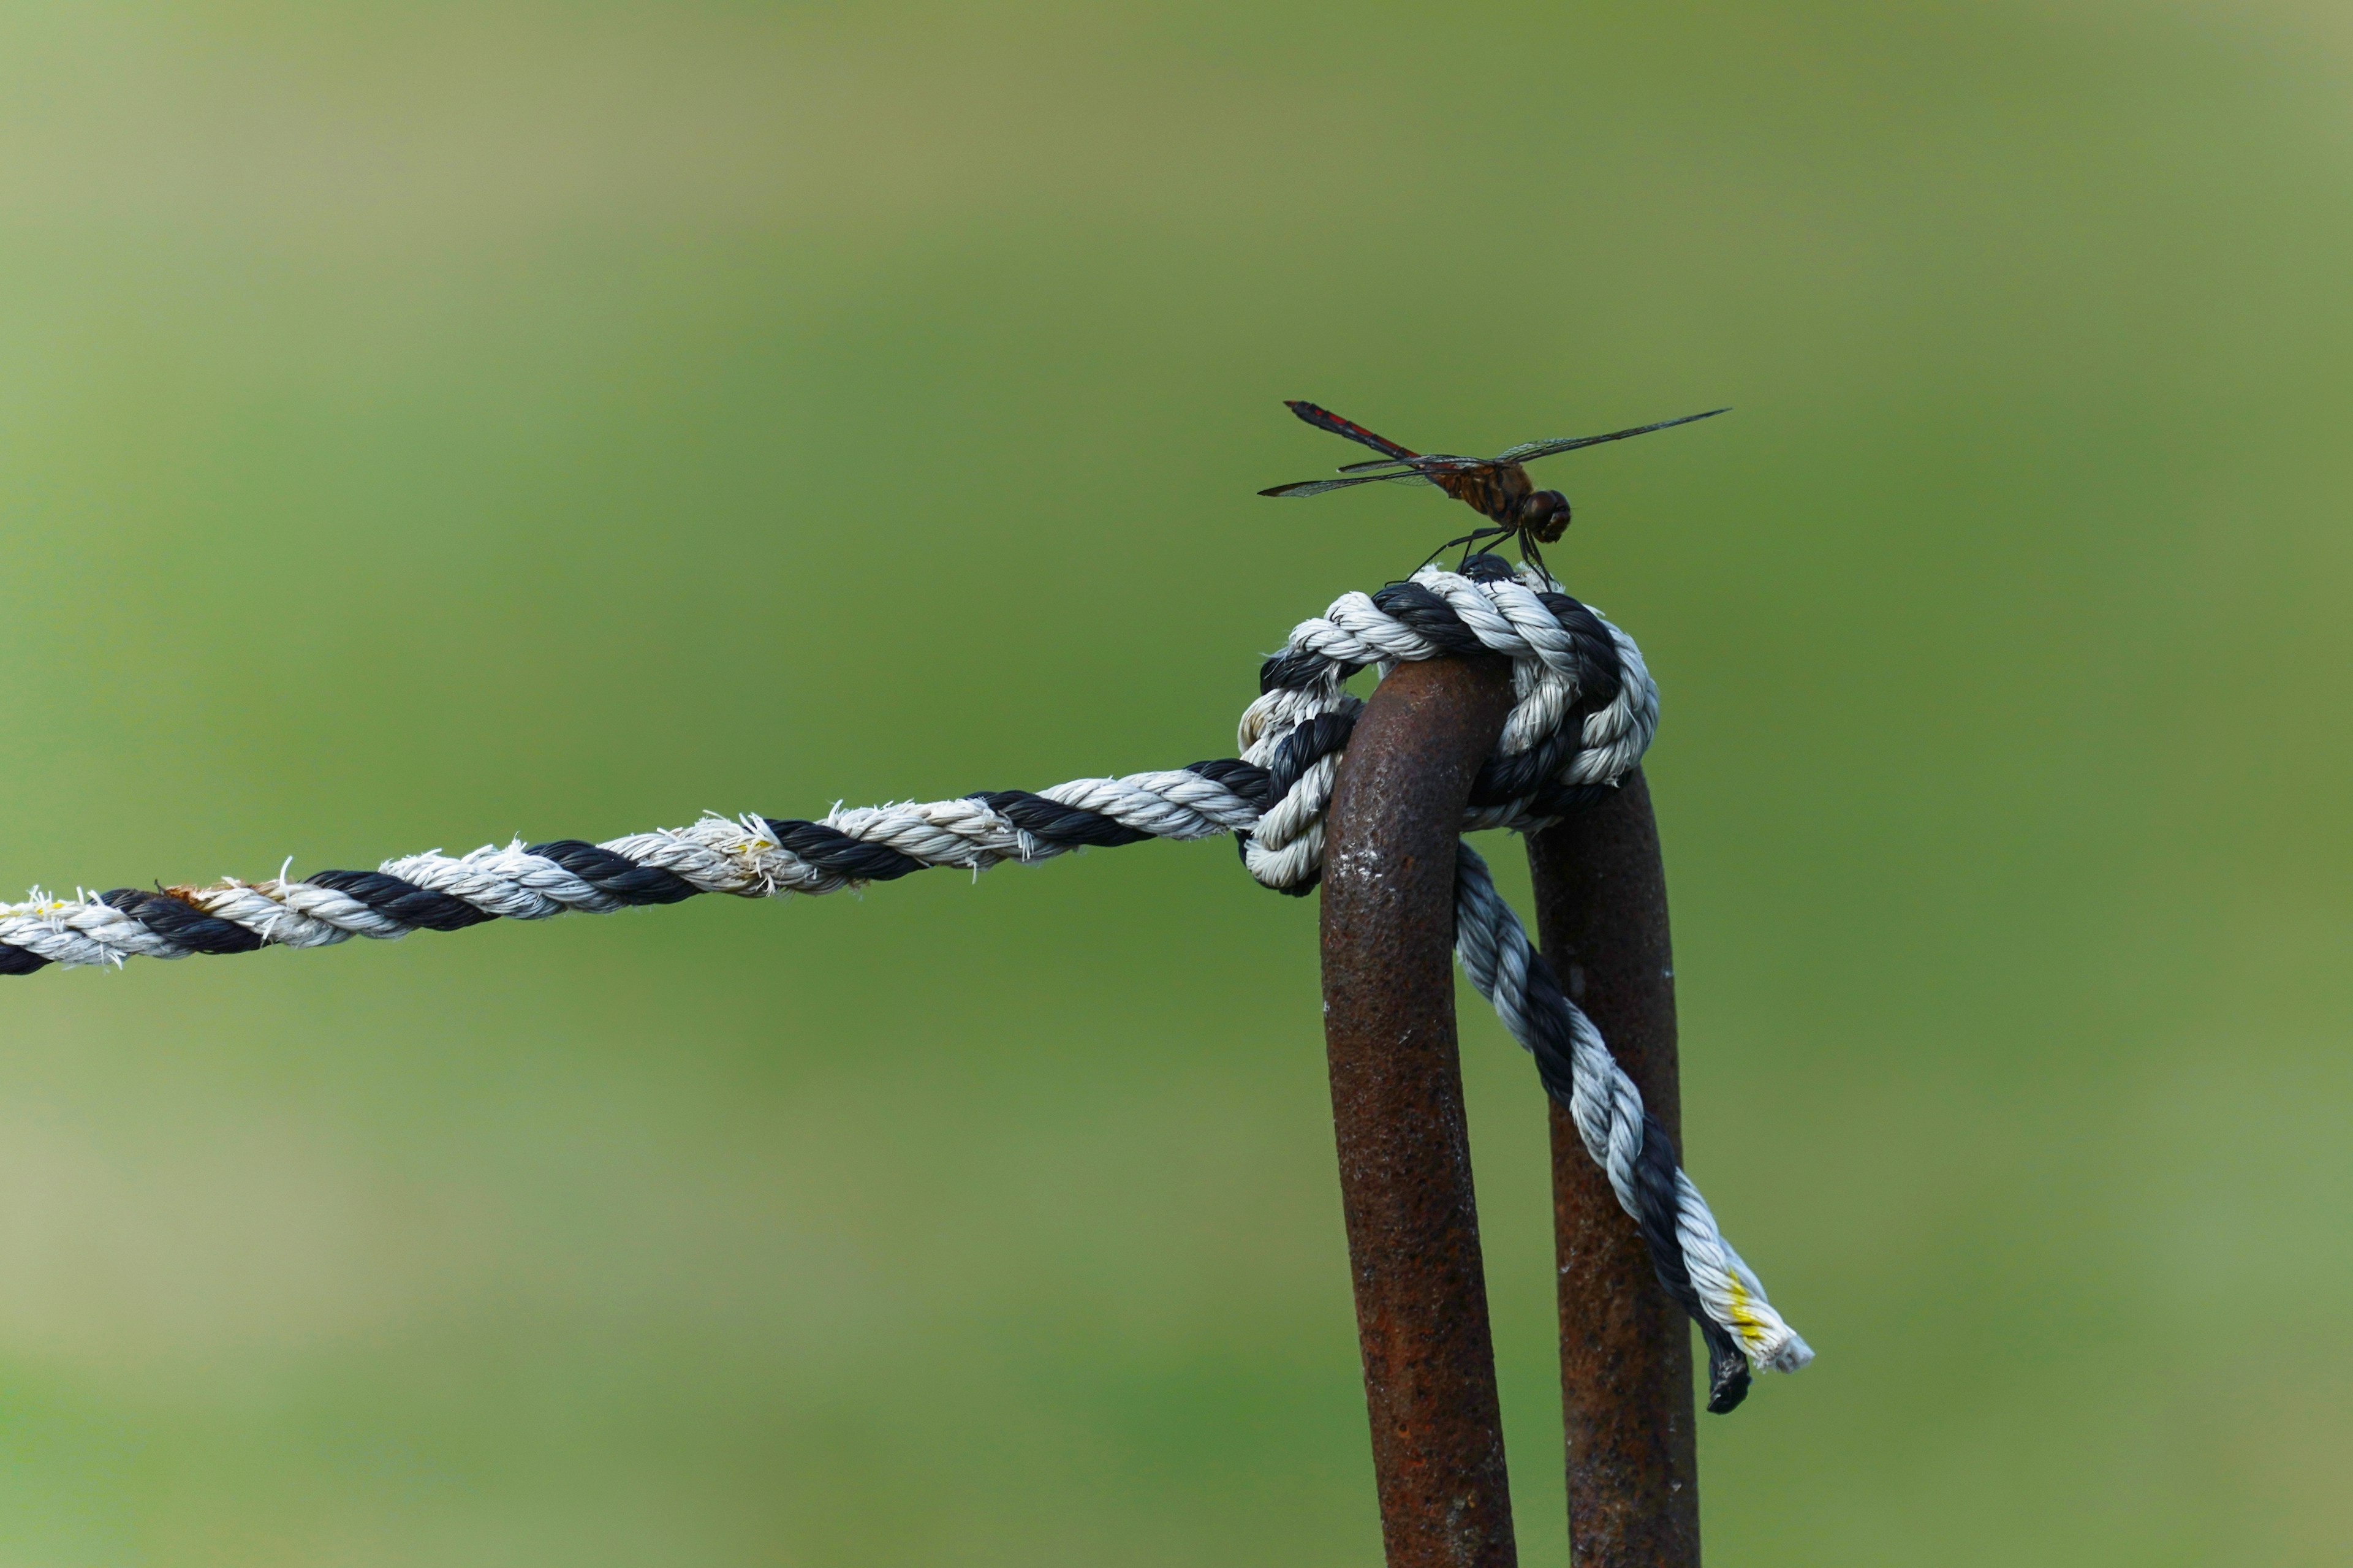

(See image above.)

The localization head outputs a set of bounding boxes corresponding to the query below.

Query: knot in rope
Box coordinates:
[1235,555,1656,894]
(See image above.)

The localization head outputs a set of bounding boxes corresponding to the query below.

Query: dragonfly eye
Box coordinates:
[1522,490,1572,543]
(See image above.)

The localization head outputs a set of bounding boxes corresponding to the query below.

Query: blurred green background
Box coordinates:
[0,1,2347,1562]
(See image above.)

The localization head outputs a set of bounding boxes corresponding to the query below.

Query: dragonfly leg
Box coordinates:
[1518,534,1549,582]
[1457,527,1515,572]
[1419,526,1508,574]
[1415,532,1479,572]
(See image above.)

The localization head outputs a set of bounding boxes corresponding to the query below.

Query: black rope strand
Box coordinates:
[305,868,501,931]
[1510,908,1755,1412]
[968,793,1154,848]
[99,888,267,954]
[528,841,701,904]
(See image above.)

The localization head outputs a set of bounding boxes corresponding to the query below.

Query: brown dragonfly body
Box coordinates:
[1259,400,1725,571]
[1427,458,1550,534]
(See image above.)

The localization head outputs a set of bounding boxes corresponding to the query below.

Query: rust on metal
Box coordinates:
[1319,653,1520,1568]
[1527,769,1702,1568]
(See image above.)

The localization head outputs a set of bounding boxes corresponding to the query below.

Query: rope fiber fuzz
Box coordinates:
[0,554,1811,1406]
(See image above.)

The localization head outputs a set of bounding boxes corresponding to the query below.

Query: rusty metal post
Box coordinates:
[1319,653,1520,1568]
[1526,769,1702,1567]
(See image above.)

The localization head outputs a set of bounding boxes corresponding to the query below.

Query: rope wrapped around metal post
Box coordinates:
[0,554,1811,1407]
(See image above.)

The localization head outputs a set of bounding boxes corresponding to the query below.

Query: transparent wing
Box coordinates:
[1259,471,1442,498]
[1493,407,1729,464]
[1336,452,1482,473]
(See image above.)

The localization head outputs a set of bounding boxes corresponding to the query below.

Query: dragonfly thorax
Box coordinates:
[1434,461,1532,525]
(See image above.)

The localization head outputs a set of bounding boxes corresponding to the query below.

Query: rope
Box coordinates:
[0,554,1810,1407]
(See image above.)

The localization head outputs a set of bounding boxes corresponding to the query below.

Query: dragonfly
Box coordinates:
[1258,400,1727,574]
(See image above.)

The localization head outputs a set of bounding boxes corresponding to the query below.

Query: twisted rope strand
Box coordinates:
[1452,843,1811,1409]
[0,556,1809,1406]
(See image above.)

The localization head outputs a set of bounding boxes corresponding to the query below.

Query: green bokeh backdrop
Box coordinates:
[2,2,2349,1562]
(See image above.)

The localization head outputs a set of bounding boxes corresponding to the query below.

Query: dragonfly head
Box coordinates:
[1519,490,1571,544]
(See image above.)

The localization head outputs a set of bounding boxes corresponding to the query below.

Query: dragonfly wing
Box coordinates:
[1494,407,1729,464]
[1259,471,1441,498]
[1284,400,1421,461]
[1335,451,1480,473]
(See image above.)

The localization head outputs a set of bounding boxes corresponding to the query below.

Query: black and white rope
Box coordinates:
[0,555,1809,1406]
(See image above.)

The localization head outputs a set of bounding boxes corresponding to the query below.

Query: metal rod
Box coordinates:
[1526,769,1702,1568]
[1319,653,1520,1568]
